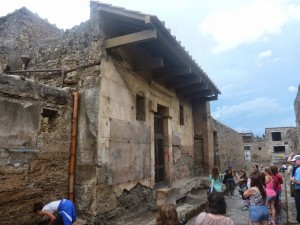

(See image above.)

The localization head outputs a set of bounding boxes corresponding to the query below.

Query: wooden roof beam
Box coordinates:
[152,66,192,82]
[177,83,208,95]
[134,57,164,71]
[191,94,218,103]
[167,76,201,89]
[105,29,157,49]
[184,89,213,98]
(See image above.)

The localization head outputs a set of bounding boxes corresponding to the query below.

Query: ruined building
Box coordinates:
[0,2,249,224]
[240,126,298,167]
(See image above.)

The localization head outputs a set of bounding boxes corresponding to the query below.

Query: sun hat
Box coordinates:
[291,155,300,162]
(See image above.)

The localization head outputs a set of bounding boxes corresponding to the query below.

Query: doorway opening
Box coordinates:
[154,106,166,188]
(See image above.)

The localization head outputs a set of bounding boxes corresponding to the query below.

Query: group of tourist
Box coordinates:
[155,162,285,225]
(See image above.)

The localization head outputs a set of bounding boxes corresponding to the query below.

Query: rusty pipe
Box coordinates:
[69,92,79,201]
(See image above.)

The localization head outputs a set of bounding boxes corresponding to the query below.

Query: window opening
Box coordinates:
[273,146,285,152]
[179,104,184,125]
[41,108,58,133]
[244,146,251,151]
[271,132,281,141]
[136,94,145,121]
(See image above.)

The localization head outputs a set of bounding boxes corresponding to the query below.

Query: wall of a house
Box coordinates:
[211,119,245,172]
[0,74,72,225]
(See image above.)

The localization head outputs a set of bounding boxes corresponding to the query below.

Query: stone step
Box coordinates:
[73,218,86,225]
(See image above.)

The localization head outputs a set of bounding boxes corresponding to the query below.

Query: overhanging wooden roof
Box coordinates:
[91,1,221,102]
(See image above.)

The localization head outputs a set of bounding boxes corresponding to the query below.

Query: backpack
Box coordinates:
[291,166,300,198]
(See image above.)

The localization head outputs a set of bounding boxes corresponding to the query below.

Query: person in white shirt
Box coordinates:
[33,199,77,225]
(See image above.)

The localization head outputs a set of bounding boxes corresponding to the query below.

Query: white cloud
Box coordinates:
[200,0,300,53]
[258,50,272,59]
[212,97,281,119]
[288,85,298,92]
[0,0,90,29]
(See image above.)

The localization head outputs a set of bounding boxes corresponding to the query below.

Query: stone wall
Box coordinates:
[250,137,270,165]
[0,8,104,224]
[212,119,245,172]
[0,74,72,225]
[0,7,63,73]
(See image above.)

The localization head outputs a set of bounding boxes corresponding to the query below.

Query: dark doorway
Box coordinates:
[194,137,204,176]
[154,112,165,187]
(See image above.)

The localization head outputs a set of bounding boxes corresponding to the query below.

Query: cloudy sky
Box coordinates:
[1,0,299,136]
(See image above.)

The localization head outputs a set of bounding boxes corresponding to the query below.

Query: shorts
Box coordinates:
[266,196,276,202]
[249,205,269,222]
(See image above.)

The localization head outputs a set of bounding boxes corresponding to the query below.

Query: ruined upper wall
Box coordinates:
[0,7,63,72]
[0,6,105,88]
[0,74,73,225]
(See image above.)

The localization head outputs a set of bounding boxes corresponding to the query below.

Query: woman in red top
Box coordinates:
[271,165,283,220]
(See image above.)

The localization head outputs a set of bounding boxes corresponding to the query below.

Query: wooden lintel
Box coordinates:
[105,29,157,49]
[134,57,164,71]
[184,89,213,98]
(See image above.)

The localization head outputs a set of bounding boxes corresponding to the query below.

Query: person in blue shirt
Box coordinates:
[290,155,300,223]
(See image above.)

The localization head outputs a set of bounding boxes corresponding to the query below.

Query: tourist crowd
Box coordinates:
[155,153,300,225]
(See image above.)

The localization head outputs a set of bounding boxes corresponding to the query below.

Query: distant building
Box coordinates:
[265,127,297,164]
[241,127,298,167]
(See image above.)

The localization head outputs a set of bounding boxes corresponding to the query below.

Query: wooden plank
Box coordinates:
[152,66,192,81]
[134,57,164,71]
[105,29,157,49]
